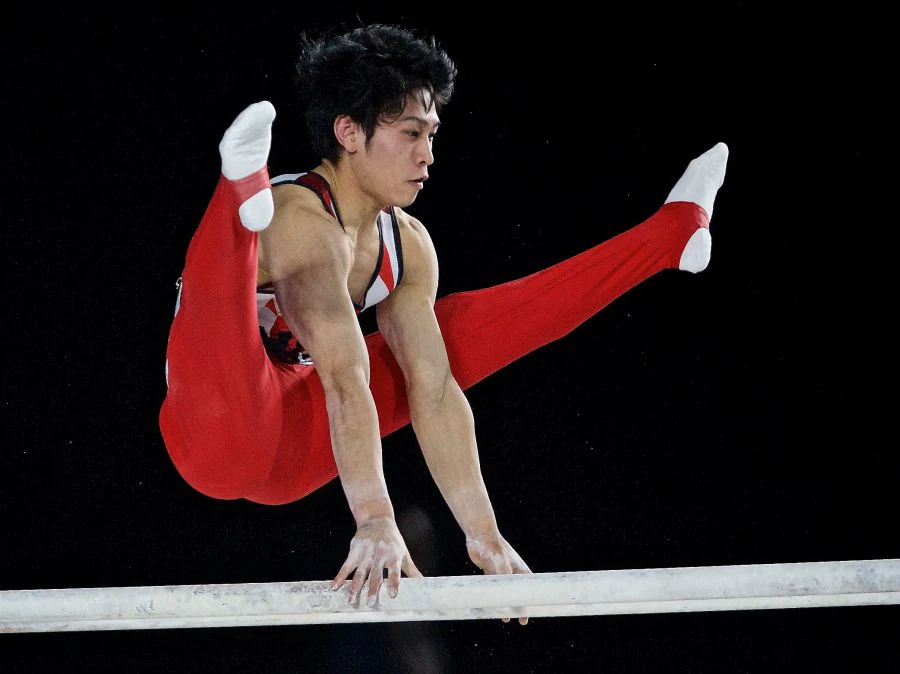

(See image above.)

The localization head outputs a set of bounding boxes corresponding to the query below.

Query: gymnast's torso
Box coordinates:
[255,171,407,364]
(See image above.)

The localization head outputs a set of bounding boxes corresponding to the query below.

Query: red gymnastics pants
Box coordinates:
[158,172,708,506]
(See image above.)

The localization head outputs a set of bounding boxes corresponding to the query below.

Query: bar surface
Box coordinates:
[1,559,897,633]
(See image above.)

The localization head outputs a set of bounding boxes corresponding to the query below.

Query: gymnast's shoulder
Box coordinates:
[259,181,351,277]
[393,207,439,280]
[269,181,338,233]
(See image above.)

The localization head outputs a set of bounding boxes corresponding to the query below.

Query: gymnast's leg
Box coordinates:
[159,101,284,500]
[369,142,729,435]
[243,143,728,506]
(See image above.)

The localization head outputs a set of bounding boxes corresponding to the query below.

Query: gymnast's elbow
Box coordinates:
[318,360,372,403]
[406,365,454,410]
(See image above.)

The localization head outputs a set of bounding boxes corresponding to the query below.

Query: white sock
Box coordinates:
[218,101,276,232]
[665,142,729,273]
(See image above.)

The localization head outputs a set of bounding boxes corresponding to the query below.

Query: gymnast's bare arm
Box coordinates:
[260,190,422,605]
[377,211,532,615]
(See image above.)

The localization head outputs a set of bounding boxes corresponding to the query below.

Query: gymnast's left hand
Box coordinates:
[466,532,532,625]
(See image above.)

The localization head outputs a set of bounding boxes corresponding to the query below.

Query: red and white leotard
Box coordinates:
[257,171,404,364]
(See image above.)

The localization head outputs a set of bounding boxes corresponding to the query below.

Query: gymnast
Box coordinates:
[158,22,728,622]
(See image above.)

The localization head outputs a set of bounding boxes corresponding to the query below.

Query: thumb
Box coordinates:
[402,555,424,579]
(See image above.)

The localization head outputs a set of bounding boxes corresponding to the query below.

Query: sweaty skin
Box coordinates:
[256,90,531,618]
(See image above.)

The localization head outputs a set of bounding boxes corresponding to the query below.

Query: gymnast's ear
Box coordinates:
[333,115,363,155]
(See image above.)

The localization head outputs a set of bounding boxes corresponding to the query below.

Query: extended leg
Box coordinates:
[244,143,728,506]
[373,143,729,434]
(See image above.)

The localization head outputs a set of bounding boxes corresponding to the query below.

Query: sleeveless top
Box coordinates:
[257,171,404,365]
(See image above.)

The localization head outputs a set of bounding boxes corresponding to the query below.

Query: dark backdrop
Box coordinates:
[3,5,898,673]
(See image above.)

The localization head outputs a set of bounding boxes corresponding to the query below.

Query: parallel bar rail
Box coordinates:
[2,559,897,633]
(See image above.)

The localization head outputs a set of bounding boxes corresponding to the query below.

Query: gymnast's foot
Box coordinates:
[219,100,276,232]
[665,142,729,273]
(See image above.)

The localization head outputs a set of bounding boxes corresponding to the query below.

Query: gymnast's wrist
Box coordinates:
[460,514,500,541]
[444,488,499,540]
[350,497,395,526]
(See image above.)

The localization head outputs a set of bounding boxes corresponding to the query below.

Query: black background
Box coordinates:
[3,4,898,673]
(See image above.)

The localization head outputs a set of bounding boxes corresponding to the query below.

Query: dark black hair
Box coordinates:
[295,23,457,163]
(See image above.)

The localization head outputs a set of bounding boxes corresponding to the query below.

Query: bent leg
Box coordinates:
[159,93,290,501]
[160,172,284,500]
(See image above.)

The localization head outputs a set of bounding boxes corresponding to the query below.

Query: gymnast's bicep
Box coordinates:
[263,202,369,386]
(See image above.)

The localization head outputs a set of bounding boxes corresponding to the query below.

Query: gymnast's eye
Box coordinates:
[406,130,437,141]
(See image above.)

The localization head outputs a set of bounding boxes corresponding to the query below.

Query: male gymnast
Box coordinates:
[159,23,728,622]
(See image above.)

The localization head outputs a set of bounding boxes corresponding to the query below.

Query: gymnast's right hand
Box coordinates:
[331,516,423,606]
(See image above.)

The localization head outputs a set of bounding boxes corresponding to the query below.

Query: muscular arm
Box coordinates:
[262,195,420,603]
[378,214,531,626]
[264,199,391,522]
[376,215,499,539]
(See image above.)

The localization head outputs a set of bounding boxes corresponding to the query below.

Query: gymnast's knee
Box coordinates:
[160,395,279,500]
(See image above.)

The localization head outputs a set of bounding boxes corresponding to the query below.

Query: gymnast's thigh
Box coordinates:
[242,361,339,505]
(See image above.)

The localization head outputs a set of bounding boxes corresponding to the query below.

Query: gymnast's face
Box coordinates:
[356,90,440,208]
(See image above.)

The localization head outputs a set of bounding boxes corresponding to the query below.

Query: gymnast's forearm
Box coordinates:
[323,373,395,525]
[410,378,500,539]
